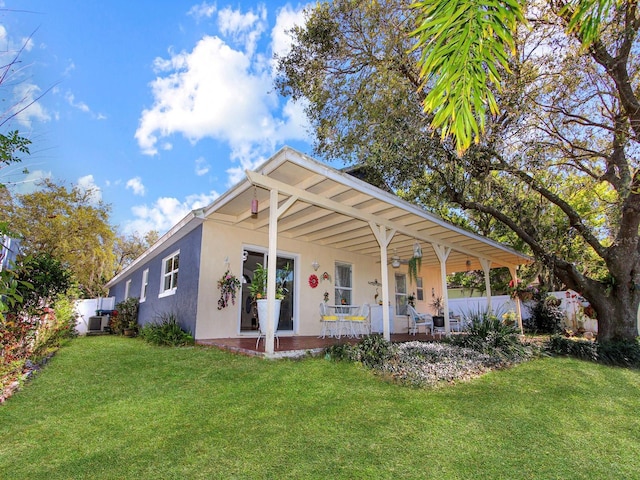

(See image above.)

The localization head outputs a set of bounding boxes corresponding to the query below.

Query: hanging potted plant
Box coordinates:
[408,256,421,285]
[217,269,241,310]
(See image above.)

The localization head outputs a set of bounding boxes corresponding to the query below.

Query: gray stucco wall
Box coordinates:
[108,225,202,334]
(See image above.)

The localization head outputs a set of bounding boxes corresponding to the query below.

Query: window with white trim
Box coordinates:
[140,268,149,302]
[159,251,179,297]
[416,277,424,301]
[334,262,352,305]
[124,279,132,299]
[395,273,408,316]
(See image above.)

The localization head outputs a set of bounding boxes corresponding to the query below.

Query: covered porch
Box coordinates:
[194,147,531,356]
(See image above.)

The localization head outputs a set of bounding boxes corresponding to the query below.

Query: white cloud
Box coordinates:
[123,190,220,235]
[76,174,102,204]
[195,156,210,176]
[126,176,146,196]
[13,83,51,126]
[188,2,217,21]
[218,5,266,55]
[65,90,107,120]
[271,5,308,65]
[135,5,310,181]
[65,91,90,113]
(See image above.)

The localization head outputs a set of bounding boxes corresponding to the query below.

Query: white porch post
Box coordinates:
[432,244,451,334]
[479,258,492,312]
[264,188,298,355]
[265,189,279,355]
[369,222,395,341]
[508,266,524,334]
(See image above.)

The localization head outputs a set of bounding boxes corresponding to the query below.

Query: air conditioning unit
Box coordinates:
[87,315,110,334]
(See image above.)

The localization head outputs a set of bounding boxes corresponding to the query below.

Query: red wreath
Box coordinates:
[308,274,319,289]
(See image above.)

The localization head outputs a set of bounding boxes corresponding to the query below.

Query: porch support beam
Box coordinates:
[369,221,395,341]
[508,266,524,334]
[432,244,451,334]
[265,189,298,355]
[479,258,492,312]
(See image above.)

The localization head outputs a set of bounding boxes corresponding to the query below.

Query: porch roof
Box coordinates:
[108,147,530,288]
[199,147,530,273]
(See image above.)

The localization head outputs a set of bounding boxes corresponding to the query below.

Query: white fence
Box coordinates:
[447,291,597,333]
[74,297,116,335]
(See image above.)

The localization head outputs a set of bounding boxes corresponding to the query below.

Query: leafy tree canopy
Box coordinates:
[276,0,640,341]
[2,179,116,297]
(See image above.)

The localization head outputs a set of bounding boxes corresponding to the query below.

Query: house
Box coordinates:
[106,147,530,355]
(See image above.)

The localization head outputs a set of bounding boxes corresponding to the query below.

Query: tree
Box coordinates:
[276,0,640,341]
[14,253,73,312]
[113,230,159,275]
[2,179,116,297]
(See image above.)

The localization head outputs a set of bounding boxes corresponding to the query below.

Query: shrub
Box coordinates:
[324,335,392,367]
[546,335,599,362]
[597,339,640,368]
[353,334,392,368]
[548,336,640,368]
[111,297,139,335]
[525,292,565,334]
[324,342,354,362]
[139,313,194,347]
[448,307,530,361]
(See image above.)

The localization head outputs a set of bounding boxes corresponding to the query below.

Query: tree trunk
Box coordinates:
[589,285,640,342]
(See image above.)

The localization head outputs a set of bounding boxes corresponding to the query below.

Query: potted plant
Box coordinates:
[429,295,444,315]
[248,263,289,333]
[114,297,139,336]
[217,269,241,310]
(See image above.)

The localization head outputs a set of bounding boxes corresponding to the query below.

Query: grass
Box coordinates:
[1,336,639,479]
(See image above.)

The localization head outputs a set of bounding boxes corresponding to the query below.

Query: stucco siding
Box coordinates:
[108,225,202,334]
[194,220,445,340]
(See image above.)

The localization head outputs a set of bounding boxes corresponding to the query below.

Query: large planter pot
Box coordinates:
[256,299,281,333]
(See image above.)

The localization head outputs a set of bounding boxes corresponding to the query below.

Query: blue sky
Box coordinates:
[1,1,313,235]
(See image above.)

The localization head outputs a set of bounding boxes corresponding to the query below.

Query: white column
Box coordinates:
[264,189,298,355]
[479,258,492,312]
[432,244,451,334]
[369,222,395,341]
[265,189,279,355]
[508,266,524,334]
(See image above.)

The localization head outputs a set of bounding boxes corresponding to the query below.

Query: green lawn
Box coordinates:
[1,336,639,479]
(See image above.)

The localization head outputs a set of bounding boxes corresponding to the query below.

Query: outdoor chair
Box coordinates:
[345,303,370,337]
[432,315,446,336]
[407,305,433,335]
[319,302,339,338]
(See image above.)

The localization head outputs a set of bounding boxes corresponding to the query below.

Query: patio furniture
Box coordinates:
[329,304,361,338]
[407,305,433,335]
[319,303,339,338]
[432,315,446,336]
[345,303,370,337]
[449,312,463,332]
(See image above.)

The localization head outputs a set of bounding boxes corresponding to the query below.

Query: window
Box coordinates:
[416,277,424,301]
[160,251,179,297]
[124,279,132,299]
[334,262,352,305]
[395,273,407,316]
[140,269,149,302]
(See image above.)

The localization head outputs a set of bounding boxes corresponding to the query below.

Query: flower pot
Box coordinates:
[123,328,136,337]
[256,299,281,334]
